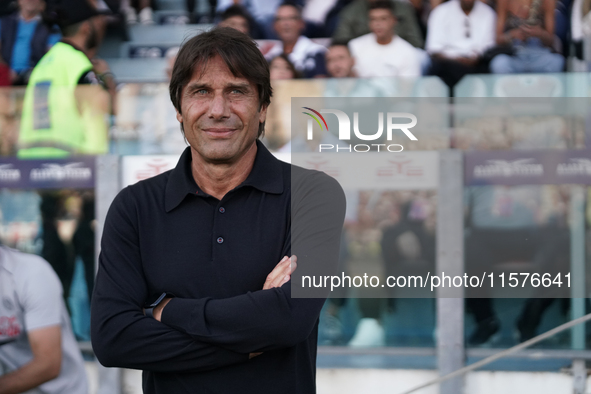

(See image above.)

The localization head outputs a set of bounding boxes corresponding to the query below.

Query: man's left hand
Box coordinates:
[263,255,297,290]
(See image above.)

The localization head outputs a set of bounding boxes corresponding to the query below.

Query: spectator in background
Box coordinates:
[326,41,356,78]
[0,0,61,86]
[19,0,114,158]
[18,0,114,312]
[333,0,424,48]
[0,246,88,393]
[381,196,436,313]
[325,41,392,95]
[269,53,300,79]
[489,0,564,73]
[218,4,252,36]
[187,0,216,23]
[264,2,327,78]
[465,185,569,345]
[301,0,338,37]
[121,0,153,25]
[216,0,282,38]
[264,54,300,149]
[426,0,496,90]
[348,1,421,77]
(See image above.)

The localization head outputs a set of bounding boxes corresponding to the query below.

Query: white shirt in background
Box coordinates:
[264,35,327,76]
[302,0,338,25]
[348,33,421,78]
[426,0,496,58]
[0,247,88,394]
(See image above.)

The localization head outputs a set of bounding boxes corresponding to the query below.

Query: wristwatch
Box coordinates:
[144,292,173,318]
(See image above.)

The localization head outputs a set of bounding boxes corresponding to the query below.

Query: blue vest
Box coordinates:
[0,12,51,71]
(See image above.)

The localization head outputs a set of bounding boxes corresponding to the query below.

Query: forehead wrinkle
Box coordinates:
[184,81,252,93]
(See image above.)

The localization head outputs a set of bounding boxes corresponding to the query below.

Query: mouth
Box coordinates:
[203,128,237,139]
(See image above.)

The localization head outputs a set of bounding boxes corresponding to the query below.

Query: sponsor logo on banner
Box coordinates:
[135,159,174,181]
[301,156,340,178]
[465,150,591,186]
[377,159,424,178]
[30,162,92,182]
[292,152,438,189]
[0,164,21,182]
[473,159,544,178]
[556,158,591,176]
[122,156,177,186]
[0,158,95,188]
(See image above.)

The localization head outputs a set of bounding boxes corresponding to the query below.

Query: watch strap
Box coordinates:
[145,292,171,318]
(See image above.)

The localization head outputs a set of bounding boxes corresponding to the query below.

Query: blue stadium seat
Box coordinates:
[154,0,186,11]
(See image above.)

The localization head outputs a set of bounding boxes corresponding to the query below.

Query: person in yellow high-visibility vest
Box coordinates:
[17,0,115,315]
[19,0,115,159]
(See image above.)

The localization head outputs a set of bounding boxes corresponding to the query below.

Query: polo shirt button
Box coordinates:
[219,207,225,213]
[217,237,224,244]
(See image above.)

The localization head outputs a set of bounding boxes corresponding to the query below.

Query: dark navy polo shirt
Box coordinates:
[91,140,346,393]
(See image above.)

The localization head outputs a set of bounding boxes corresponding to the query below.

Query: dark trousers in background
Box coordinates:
[465,226,570,343]
[40,192,95,307]
[428,57,488,94]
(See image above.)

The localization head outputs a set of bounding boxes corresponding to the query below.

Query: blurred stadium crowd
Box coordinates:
[0,0,588,87]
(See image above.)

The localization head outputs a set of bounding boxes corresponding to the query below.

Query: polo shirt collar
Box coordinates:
[165,140,284,212]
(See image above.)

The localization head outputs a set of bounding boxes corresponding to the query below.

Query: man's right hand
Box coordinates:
[263,255,297,290]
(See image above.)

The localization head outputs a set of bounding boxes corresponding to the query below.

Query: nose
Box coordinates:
[208,92,230,120]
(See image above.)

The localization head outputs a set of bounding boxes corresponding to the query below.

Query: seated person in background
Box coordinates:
[332,0,424,48]
[0,246,88,393]
[264,2,327,78]
[490,0,564,74]
[121,0,153,25]
[186,0,216,23]
[324,41,392,96]
[426,0,496,89]
[348,0,421,77]
[0,0,60,85]
[216,0,282,38]
[326,41,356,78]
[218,4,252,36]
[269,53,300,79]
[301,0,338,37]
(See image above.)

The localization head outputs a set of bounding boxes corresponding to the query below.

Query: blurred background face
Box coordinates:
[274,5,304,43]
[219,15,250,35]
[368,8,396,41]
[326,45,354,78]
[18,0,45,15]
[269,56,295,80]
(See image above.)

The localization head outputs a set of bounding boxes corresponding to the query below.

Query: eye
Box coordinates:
[230,89,244,94]
[196,89,208,95]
